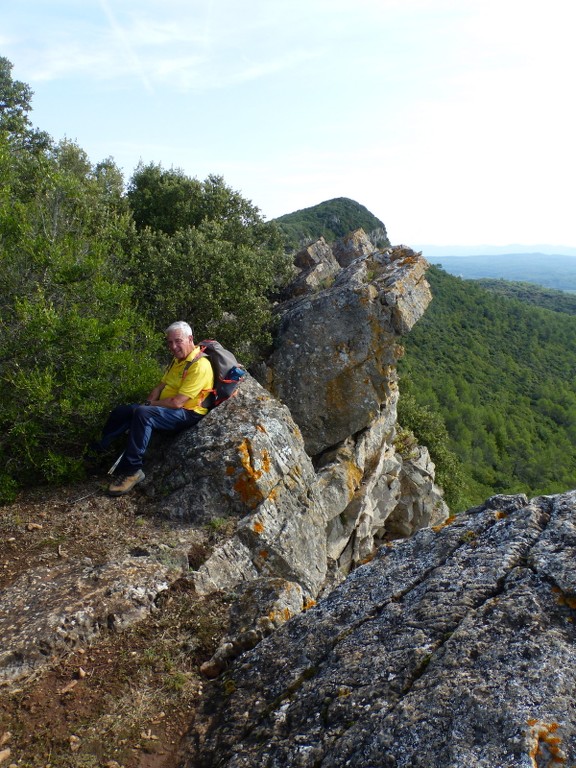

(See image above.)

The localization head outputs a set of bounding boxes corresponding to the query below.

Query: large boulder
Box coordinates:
[145,375,327,600]
[254,243,432,457]
[182,491,576,767]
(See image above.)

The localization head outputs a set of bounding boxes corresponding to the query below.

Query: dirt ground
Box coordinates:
[0,478,232,768]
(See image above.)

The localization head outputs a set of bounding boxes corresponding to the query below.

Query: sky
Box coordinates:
[2,0,575,249]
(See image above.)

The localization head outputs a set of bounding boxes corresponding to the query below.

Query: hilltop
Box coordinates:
[273,197,390,251]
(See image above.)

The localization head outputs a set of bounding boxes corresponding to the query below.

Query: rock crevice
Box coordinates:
[183,491,576,768]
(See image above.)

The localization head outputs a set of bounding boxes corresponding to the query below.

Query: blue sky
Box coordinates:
[2,0,575,248]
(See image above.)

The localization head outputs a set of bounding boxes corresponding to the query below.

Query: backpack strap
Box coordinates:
[181,348,206,379]
[181,348,217,409]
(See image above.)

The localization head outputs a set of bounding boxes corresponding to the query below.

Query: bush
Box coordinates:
[0,134,161,499]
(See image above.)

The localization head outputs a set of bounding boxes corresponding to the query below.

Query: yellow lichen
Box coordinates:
[527,720,566,766]
[233,439,266,508]
[432,515,456,532]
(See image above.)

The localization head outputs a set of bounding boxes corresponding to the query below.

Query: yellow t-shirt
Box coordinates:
[161,349,214,415]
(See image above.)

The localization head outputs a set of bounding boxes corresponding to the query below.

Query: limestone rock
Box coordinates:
[284,237,341,298]
[254,242,431,457]
[332,227,374,267]
[200,577,307,678]
[182,491,576,768]
[145,376,327,600]
[386,443,449,537]
[0,557,174,684]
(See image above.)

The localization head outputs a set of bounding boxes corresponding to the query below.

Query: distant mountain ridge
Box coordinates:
[415,244,576,257]
[427,252,576,293]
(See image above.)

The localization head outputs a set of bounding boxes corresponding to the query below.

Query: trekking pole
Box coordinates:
[108,451,125,476]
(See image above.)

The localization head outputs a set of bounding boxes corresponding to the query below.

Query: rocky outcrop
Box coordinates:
[182,491,576,768]
[145,375,327,602]
[146,234,445,594]
[0,232,447,686]
[255,235,432,457]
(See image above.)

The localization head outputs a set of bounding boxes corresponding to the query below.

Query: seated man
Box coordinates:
[93,321,214,496]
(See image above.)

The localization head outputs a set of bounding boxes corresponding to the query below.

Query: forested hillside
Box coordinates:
[274,198,390,251]
[475,278,576,315]
[399,266,576,509]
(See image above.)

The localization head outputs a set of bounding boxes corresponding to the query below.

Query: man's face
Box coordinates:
[166,330,194,361]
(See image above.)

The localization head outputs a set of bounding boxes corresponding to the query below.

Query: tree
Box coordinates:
[0,56,50,151]
[0,132,160,500]
[124,164,290,361]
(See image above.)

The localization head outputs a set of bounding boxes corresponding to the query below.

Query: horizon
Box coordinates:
[412,244,576,256]
[3,1,575,247]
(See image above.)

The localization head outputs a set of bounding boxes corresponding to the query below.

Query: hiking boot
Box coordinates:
[108,469,145,496]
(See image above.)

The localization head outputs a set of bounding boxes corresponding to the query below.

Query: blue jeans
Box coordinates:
[98,404,203,472]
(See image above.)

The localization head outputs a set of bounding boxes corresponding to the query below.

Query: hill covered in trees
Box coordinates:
[399,266,576,509]
[273,197,390,251]
[475,278,576,315]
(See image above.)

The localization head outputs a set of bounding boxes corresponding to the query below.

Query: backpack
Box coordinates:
[184,339,246,410]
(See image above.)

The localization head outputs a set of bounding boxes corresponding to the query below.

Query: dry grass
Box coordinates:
[0,479,233,768]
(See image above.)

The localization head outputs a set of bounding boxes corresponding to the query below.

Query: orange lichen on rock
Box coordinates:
[432,516,456,533]
[346,461,364,495]
[261,449,271,473]
[554,591,576,610]
[268,607,293,624]
[253,520,264,534]
[233,439,266,508]
[527,720,566,766]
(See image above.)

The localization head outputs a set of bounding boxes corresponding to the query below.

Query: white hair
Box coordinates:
[164,321,193,338]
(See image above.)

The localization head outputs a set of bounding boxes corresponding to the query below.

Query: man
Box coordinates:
[93,321,214,496]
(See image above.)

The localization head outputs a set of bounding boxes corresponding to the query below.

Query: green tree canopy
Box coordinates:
[123,164,290,360]
[400,266,576,509]
[0,130,160,500]
[0,56,50,151]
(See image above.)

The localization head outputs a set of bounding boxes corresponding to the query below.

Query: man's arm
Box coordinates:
[145,383,165,403]
[149,393,188,409]
[145,382,188,409]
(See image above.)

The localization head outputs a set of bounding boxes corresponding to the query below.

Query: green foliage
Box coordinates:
[400,266,576,509]
[0,56,51,152]
[475,278,576,315]
[0,130,161,499]
[124,164,290,361]
[274,197,390,252]
[397,392,468,511]
[0,55,33,136]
